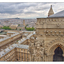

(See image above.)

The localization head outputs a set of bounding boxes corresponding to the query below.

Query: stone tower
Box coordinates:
[48,5,54,17]
[23,20,25,26]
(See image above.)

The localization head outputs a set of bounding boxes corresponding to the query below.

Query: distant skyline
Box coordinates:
[0,2,64,19]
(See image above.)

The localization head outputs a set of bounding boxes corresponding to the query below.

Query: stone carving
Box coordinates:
[40,21,45,25]
[45,37,64,50]
[44,30,64,36]
[56,23,60,27]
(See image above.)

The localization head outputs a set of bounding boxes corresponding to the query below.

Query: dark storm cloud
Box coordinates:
[0,2,60,15]
[0,3,24,14]
[0,2,38,14]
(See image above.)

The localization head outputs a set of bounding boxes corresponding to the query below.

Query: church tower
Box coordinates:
[48,5,54,17]
[23,20,25,26]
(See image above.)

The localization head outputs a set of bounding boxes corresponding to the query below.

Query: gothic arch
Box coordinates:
[53,47,63,61]
[45,42,64,61]
[47,42,64,56]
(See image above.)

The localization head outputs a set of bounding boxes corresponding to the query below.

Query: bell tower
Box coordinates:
[48,5,54,17]
[23,20,25,26]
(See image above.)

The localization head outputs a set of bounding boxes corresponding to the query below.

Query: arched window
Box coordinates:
[53,47,64,61]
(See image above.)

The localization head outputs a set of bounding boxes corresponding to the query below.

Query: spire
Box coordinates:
[51,5,52,8]
[48,5,54,17]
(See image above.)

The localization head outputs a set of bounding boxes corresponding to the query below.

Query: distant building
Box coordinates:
[23,20,26,26]
[0,29,5,33]
[9,24,18,30]
[5,21,9,23]
[0,25,3,28]
[26,25,33,28]
[17,24,25,30]
[17,20,26,30]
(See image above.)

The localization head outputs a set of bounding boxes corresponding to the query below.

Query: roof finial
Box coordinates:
[48,5,54,17]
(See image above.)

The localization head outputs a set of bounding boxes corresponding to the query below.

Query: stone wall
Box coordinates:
[0,48,30,62]
[29,17,64,61]
[16,48,30,61]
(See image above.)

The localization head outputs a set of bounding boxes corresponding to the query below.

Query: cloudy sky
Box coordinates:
[0,2,64,19]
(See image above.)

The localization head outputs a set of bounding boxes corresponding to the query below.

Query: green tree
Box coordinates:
[19,29,21,31]
[1,26,11,30]
[18,24,20,26]
[25,27,35,31]
[25,26,26,29]
[26,24,28,26]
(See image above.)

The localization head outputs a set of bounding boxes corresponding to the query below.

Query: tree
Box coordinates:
[19,29,21,31]
[26,24,28,26]
[25,27,35,31]
[25,26,26,29]
[1,26,11,30]
[18,24,20,26]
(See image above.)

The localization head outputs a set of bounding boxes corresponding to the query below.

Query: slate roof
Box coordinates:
[48,10,64,18]
[0,31,35,58]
